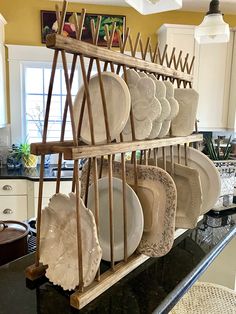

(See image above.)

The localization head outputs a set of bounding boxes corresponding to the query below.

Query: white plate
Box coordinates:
[81,160,176,258]
[73,72,131,144]
[157,147,221,214]
[40,193,102,290]
[87,177,144,262]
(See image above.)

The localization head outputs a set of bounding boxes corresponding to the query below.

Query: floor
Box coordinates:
[199,236,236,290]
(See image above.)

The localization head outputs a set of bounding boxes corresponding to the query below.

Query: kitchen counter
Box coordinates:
[0,165,72,181]
[1,209,236,314]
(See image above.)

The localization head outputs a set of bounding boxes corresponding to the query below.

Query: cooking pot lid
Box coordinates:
[0,220,29,245]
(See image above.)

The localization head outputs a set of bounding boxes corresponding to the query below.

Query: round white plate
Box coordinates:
[87,177,144,262]
[40,193,102,290]
[73,72,131,145]
[158,147,221,214]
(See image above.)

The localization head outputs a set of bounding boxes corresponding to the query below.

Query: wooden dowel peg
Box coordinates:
[152,43,158,63]
[35,157,45,266]
[177,144,181,164]
[77,58,94,139]
[74,159,84,292]
[175,50,183,71]
[144,150,148,166]
[93,156,100,281]
[108,155,114,269]
[84,158,91,206]
[170,145,174,175]
[162,147,166,171]
[143,37,151,60]
[133,32,141,57]
[184,143,188,166]
[79,54,95,145]
[96,59,111,143]
[99,156,104,178]
[121,153,128,262]
[160,44,168,65]
[74,8,86,40]
[58,1,68,35]
[132,151,138,192]
[154,147,158,167]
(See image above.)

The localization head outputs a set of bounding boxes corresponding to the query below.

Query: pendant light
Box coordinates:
[124,0,182,15]
[195,0,230,44]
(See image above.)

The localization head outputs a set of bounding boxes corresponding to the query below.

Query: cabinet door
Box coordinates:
[194,36,233,130]
[0,195,28,221]
[158,24,195,61]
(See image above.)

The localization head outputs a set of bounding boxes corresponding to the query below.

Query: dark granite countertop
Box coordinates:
[0,165,73,181]
[1,210,236,314]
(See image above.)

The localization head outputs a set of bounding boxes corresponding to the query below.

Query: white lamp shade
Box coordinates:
[195,14,230,44]
[124,0,182,15]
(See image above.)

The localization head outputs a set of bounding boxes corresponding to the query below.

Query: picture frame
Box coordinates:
[41,10,126,47]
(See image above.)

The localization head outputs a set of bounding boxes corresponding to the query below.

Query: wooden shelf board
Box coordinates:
[31,134,203,160]
[46,33,193,83]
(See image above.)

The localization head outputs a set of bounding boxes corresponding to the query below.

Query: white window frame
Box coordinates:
[7,45,76,145]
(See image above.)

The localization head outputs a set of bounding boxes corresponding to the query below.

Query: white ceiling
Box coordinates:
[56,0,236,14]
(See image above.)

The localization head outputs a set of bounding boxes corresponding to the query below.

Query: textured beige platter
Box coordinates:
[156,160,202,229]
[40,193,102,291]
[172,88,199,137]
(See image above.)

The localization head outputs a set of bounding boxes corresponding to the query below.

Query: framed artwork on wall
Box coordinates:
[41,10,126,47]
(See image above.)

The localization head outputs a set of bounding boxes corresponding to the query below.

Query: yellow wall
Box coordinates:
[1,0,235,47]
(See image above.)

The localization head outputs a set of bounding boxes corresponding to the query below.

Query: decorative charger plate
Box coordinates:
[122,69,161,140]
[73,72,131,144]
[157,147,221,214]
[87,177,144,262]
[82,160,177,258]
[40,193,102,291]
[156,160,202,229]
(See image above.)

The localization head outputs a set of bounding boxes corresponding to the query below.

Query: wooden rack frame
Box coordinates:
[25,1,203,310]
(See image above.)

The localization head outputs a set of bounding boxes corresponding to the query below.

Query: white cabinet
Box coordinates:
[0,179,28,221]
[0,14,7,127]
[0,178,72,220]
[157,24,234,131]
[227,31,236,130]
[27,180,72,218]
[158,24,196,63]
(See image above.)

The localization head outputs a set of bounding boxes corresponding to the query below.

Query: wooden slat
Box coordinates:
[30,134,203,158]
[46,34,193,82]
[70,254,149,310]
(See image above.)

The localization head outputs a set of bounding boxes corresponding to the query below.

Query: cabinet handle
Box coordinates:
[3,208,13,215]
[2,185,13,191]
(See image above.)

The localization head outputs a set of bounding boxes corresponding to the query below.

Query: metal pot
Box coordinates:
[0,220,29,266]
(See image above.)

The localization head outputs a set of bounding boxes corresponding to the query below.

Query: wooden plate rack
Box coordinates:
[25,1,203,310]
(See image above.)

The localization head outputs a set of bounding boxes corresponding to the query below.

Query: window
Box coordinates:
[23,63,80,143]
[7,45,97,145]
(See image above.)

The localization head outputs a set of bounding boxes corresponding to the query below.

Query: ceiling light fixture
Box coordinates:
[195,0,230,44]
[124,0,182,15]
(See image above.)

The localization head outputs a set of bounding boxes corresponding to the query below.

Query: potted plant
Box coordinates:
[204,136,236,210]
[15,142,38,168]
